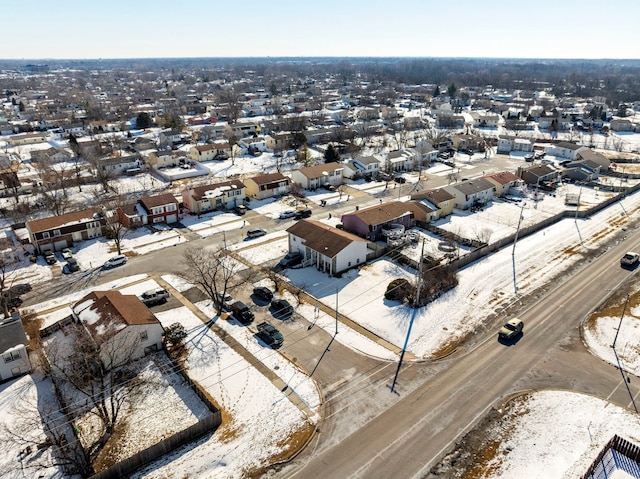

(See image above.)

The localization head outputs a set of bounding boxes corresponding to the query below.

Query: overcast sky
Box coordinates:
[2,0,639,60]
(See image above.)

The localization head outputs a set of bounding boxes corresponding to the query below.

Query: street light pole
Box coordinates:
[335,287,339,336]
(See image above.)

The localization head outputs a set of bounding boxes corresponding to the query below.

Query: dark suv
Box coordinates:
[253,286,274,301]
[257,322,284,348]
[230,301,255,325]
[271,299,294,318]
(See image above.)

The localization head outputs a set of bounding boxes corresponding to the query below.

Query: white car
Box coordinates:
[279,210,296,220]
[620,252,640,268]
[102,254,127,269]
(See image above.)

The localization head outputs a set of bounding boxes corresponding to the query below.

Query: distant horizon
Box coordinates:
[2,0,639,61]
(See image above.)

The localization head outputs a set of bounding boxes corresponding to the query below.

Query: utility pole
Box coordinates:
[611,294,637,412]
[335,287,339,336]
[512,202,526,295]
[391,239,424,393]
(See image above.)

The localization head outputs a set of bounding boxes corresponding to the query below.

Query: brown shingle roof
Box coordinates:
[248,172,290,186]
[286,219,365,258]
[140,193,178,209]
[188,179,246,201]
[296,162,343,179]
[343,201,434,226]
[421,188,455,205]
[483,171,520,185]
[26,207,102,233]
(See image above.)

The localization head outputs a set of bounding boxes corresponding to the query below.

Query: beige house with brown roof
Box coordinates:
[341,201,433,241]
[483,171,522,197]
[243,172,291,200]
[189,143,232,162]
[26,208,104,253]
[409,188,455,220]
[286,219,369,275]
[6,132,47,146]
[72,290,164,368]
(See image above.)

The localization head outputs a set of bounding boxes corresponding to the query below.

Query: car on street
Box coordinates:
[278,251,303,269]
[44,250,57,265]
[498,317,524,340]
[294,209,312,219]
[102,254,127,269]
[394,176,407,184]
[8,284,31,296]
[279,210,296,219]
[256,322,284,348]
[253,286,274,301]
[621,252,640,268]
[246,228,267,239]
[271,298,294,318]
[525,154,535,162]
[60,247,73,260]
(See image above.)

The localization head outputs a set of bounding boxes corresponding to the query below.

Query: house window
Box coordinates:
[166,204,177,212]
[153,217,164,224]
[42,232,50,239]
[53,229,61,237]
[140,331,148,342]
[3,350,21,363]
[152,207,163,215]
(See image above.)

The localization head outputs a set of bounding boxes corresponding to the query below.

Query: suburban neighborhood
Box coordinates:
[2,55,640,479]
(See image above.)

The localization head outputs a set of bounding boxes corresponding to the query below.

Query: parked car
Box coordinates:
[253,286,274,301]
[215,292,233,310]
[230,301,255,325]
[271,298,294,318]
[256,322,284,348]
[294,209,312,219]
[524,154,535,162]
[141,288,170,306]
[498,318,524,340]
[278,251,303,268]
[279,210,296,220]
[44,250,57,265]
[246,228,267,239]
[60,247,73,260]
[66,258,80,273]
[394,176,407,184]
[234,204,247,215]
[7,284,31,296]
[102,254,127,269]
[620,252,640,268]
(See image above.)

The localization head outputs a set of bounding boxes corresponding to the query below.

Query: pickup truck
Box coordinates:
[230,301,255,325]
[140,288,170,306]
[620,252,640,268]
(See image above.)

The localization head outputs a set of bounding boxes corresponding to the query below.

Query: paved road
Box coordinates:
[277,225,640,479]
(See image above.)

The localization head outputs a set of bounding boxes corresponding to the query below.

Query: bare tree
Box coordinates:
[180,246,254,315]
[46,323,149,463]
[216,87,242,124]
[85,149,116,194]
[33,157,72,216]
[95,190,130,255]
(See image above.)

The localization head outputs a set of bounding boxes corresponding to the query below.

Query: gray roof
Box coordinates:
[0,319,29,353]
[450,177,495,195]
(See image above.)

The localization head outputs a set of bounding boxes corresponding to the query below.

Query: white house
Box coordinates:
[72,290,164,369]
[291,162,344,190]
[544,141,588,160]
[445,178,496,209]
[181,179,247,214]
[285,219,369,276]
[497,135,535,153]
[386,148,417,172]
[0,319,31,382]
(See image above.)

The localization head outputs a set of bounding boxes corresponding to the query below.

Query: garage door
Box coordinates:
[166,214,178,223]
[54,240,68,251]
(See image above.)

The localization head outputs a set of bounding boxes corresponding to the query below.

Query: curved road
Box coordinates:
[277,225,640,479]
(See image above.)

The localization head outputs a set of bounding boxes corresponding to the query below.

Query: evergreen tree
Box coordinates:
[324,144,340,163]
[136,112,152,129]
[433,85,441,97]
[447,83,457,99]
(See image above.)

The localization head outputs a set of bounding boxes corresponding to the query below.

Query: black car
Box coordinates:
[256,322,284,348]
[278,251,303,268]
[253,286,274,301]
[294,209,312,219]
[66,258,80,273]
[271,299,294,318]
[394,176,407,184]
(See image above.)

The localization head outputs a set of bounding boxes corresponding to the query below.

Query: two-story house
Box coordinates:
[0,319,31,382]
[243,172,291,200]
[410,188,456,221]
[188,143,232,162]
[26,208,104,253]
[148,150,188,169]
[483,171,522,197]
[182,179,246,214]
[291,162,344,190]
[117,193,180,227]
[445,178,496,210]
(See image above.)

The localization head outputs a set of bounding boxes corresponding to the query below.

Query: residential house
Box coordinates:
[30,147,73,164]
[243,172,291,200]
[158,128,185,146]
[265,133,293,152]
[148,150,188,169]
[341,201,433,241]
[386,148,417,172]
[545,141,588,160]
[444,178,496,209]
[575,149,610,170]
[304,128,336,145]
[343,155,381,179]
[483,171,522,197]
[26,207,104,253]
[538,116,572,131]
[229,122,259,137]
[97,154,143,176]
[72,290,164,368]
[182,179,246,214]
[415,141,439,164]
[285,219,369,275]
[472,112,501,128]
[517,164,560,188]
[562,159,602,182]
[117,193,179,227]
[610,119,638,132]
[6,132,47,146]
[238,136,268,154]
[497,135,535,153]
[451,134,482,151]
[410,188,456,221]
[0,319,31,382]
[189,143,232,162]
[291,162,344,190]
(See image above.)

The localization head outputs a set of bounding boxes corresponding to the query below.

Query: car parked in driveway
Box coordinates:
[140,288,170,306]
[256,322,284,348]
[44,250,57,265]
[278,251,303,269]
[102,254,127,269]
[271,298,294,318]
[498,317,524,340]
[60,247,73,260]
[246,228,267,239]
[253,286,274,301]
